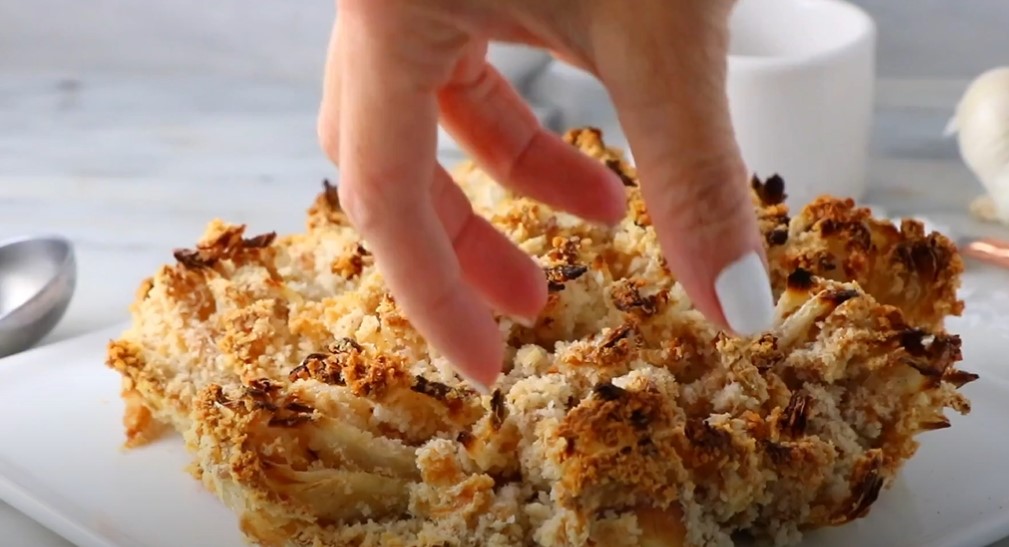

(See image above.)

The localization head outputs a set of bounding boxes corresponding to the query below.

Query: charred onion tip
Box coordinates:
[945,370,980,388]
[592,381,626,401]
[605,158,637,187]
[410,375,456,401]
[546,264,589,292]
[786,268,815,291]
[752,172,788,205]
[490,389,508,429]
[767,229,789,246]
[823,288,860,305]
[782,393,811,437]
[601,325,635,348]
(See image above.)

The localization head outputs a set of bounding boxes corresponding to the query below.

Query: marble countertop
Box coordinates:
[4,58,1009,547]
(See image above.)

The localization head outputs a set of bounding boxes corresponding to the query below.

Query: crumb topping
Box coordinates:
[106,127,974,547]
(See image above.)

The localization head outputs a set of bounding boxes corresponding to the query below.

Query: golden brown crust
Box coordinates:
[306,179,350,230]
[752,182,965,330]
[106,127,975,547]
[172,221,278,270]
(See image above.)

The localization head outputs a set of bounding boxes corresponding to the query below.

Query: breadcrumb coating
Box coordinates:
[106,127,975,547]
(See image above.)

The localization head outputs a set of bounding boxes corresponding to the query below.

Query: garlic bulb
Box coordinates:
[945,66,1009,223]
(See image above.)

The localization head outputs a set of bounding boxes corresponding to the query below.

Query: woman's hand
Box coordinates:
[317,0,775,392]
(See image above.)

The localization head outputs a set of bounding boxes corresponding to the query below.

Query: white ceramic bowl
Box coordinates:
[526,0,877,209]
[525,62,632,158]
[727,0,877,208]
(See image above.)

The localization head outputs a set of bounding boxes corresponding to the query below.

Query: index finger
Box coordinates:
[336,3,504,390]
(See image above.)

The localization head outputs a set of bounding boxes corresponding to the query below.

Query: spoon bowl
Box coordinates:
[0,235,77,358]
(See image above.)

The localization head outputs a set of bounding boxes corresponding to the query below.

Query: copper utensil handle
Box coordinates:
[961,237,1009,269]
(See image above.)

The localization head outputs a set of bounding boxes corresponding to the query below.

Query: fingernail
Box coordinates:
[455,367,496,396]
[595,171,629,226]
[511,315,537,329]
[714,250,776,336]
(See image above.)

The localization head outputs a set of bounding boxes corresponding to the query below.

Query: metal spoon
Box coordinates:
[0,235,77,358]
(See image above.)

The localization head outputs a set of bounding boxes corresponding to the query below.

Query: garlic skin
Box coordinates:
[946,66,1009,223]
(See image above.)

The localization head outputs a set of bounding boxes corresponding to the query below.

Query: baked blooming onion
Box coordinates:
[107,128,974,547]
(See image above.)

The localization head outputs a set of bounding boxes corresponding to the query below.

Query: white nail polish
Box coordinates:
[714,251,776,336]
[510,315,537,329]
[455,368,495,396]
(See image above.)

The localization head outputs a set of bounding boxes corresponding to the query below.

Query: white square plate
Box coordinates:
[0,319,1008,547]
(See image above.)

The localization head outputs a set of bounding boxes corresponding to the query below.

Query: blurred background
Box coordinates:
[0,0,1007,341]
[1,1,1009,545]
[3,0,1008,184]
[3,1,1007,80]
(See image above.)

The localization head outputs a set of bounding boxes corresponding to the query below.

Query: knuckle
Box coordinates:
[424,281,462,320]
[337,179,383,236]
[337,172,415,239]
[317,114,340,165]
[659,156,753,239]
